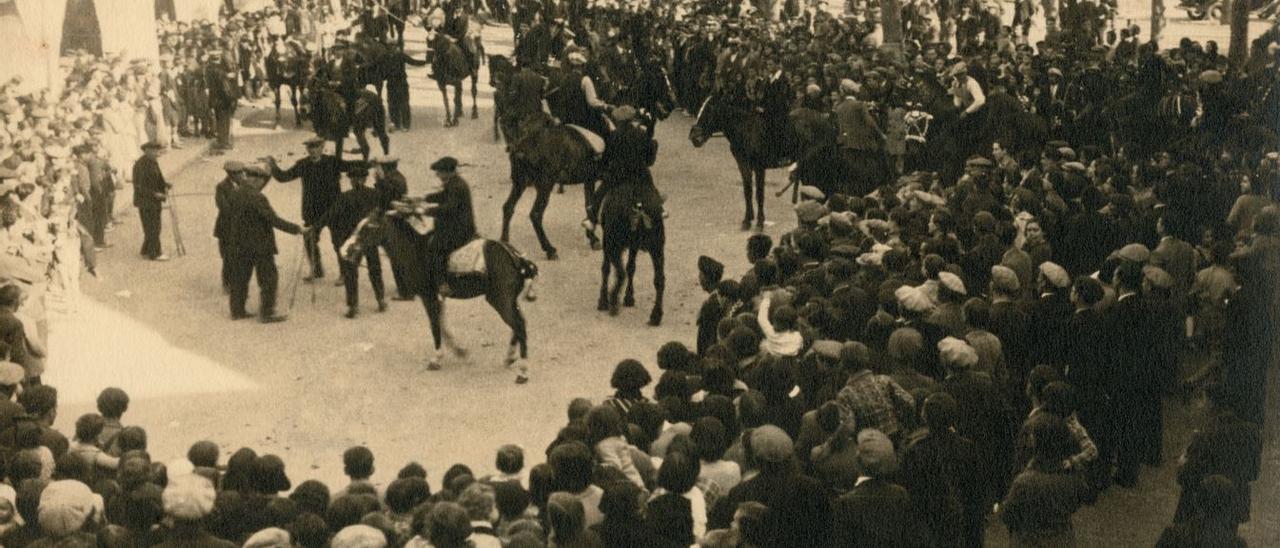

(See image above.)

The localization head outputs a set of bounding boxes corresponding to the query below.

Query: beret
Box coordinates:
[751,425,794,463]
[140,141,164,150]
[856,428,898,476]
[244,527,292,548]
[964,156,993,168]
[828,211,855,231]
[811,340,843,360]
[39,480,96,537]
[1046,140,1069,149]
[839,78,857,93]
[1061,161,1086,172]
[938,336,979,368]
[331,524,387,548]
[0,361,26,385]
[1038,262,1071,289]
[610,105,637,122]
[798,185,826,201]
[991,265,1020,293]
[895,285,933,313]
[1116,243,1150,263]
[303,135,325,146]
[1057,147,1076,160]
[1143,265,1173,289]
[222,160,245,172]
[795,200,828,223]
[372,155,399,164]
[163,474,216,520]
[430,156,459,172]
[1047,67,1063,77]
[697,255,724,280]
[938,271,966,295]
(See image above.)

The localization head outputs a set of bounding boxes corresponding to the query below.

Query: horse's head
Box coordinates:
[488,54,513,89]
[340,210,389,263]
[689,92,731,147]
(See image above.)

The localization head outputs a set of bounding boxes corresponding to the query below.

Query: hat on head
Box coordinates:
[371,154,399,165]
[751,425,794,463]
[795,200,828,223]
[946,61,967,78]
[1038,262,1070,289]
[243,165,270,178]
[610,105,636,123]
[798,185,825,201]
[0,361,26,386]
[331,524,387,548]
[163,474,216,521]
[303,136,325,147]
[990,265,1020,293]
[222,160,245,173]
[140,141,164,151]
[895,285,934,313]
[1047,67,1063,77]
[938,336,979,369]
[1198,70,1223,84]
[1062,161,1086,172]
[964,156,993,168]
[39,480,96,537]
[856,429,898,476]
[1143,265,1173,289]
[1057,146,1076,160]
[938,271,966,295]
[430,156,458,172]
[566,51,587,65]
[1116,243,1150,263]
[697,255,723,282]
[243,527,292,548]
[839,78,858,93]
[811,340,844,360]
[1046,139,1068,149]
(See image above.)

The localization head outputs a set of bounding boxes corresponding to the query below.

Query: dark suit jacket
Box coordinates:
[901,430,984,547]
[213,177,236,240]
[270,155,351,223]
[422,173,476,249]
[829,478,921,547]
[708,470,831,547]
[833,97,884,152]
[224,186,301,256]
[1029,291,1073,368]
[1105,293,1155,400]
[314,186,381,247]
[131,155,169,208]
[0,310,30,370]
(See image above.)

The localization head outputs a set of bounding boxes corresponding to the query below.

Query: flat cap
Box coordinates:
[430,156,458,172]
[222,160,245,172]
[1116,243,1150,263]
[303,135,325,146]
[938,271,966,295]
[991,265,1020,293]
[1038,262,1070,289]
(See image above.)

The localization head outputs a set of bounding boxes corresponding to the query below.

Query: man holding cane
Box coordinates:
[266,136,352,284]
[224,165,303,323]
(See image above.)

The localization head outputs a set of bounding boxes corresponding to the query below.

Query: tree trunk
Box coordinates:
[881,0,904,62]
[1228,0,1250,67]
[1150,0,1164,47]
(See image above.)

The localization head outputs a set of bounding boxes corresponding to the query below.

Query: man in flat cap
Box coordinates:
[214,161,246,292]
[418,157,477,296]
[204,48,240,154]
[223,164,303,323]
[1103,260,1159,488]
[266,137,355,282]
[132,142,172,261]
[310,163,386,318]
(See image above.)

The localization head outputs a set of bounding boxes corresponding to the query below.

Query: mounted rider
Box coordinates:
[547,47,612,141]
[585,106,661,235]
[420,157,477,297]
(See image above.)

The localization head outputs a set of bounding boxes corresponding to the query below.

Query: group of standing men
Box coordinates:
[211,136,428,323]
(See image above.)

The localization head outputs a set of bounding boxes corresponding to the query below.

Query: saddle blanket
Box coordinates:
[565,124,606,155]
[448,239,486,275]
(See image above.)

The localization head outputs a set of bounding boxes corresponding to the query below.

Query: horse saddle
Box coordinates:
[447,239,487,275]
[565,124,606,155]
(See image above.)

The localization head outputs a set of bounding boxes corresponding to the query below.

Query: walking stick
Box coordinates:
[286,235,308,314]
[165,190,187,256]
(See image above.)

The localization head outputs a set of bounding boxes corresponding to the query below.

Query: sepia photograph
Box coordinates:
[0,0,1276,546]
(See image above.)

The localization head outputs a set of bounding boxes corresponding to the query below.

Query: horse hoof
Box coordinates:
[546,250,558,261]
[597,298,609,311]
[515,374,529,384]
[449,345,468,359]
[648,312,663,326]
[740,220,752,231]
[755,221,766,232]
[471,111,479,120]
[426,360,442,371]
[623,296,635,307]
[609,303,620,316]
[590,240,602,251]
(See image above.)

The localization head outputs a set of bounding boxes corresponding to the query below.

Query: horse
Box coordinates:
[344,209,538,382]
[597,184,666,326]
[265,40,311,129]
[689,91,795,231]
[310,85,389,161]
[499,111,600,259]
[427,29,482,127]
[788,107,890,200]
[613,59,678,138]
[488,54,515,142]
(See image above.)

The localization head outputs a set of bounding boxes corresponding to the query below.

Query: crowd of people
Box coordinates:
[0,0,1276,546]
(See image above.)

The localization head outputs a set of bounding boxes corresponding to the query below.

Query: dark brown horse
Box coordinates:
[597,183,665,326]
[344,209,538,383]
[427,29,482,127]
[689,91,793,231]
[265,40,310,129]
[310,86,389,161]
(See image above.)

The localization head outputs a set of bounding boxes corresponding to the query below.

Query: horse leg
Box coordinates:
[607,244,626,316]
[500,175,528,243]
[597,244,612,311]
[530,184,557,260]
[290,86,302,127]
[487,284,529,383]
[648,240,665,326]
[754,168,766,231]
[622,246,638,307]
[355,131,372,161]
[582,180,600,250]
[439,84,453,127]
[420,294,445,370]
[273,85,282,129]
[470,74,480,119]
[437,300,468,359]
[452,83,464,124]
[737,161,753,230]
